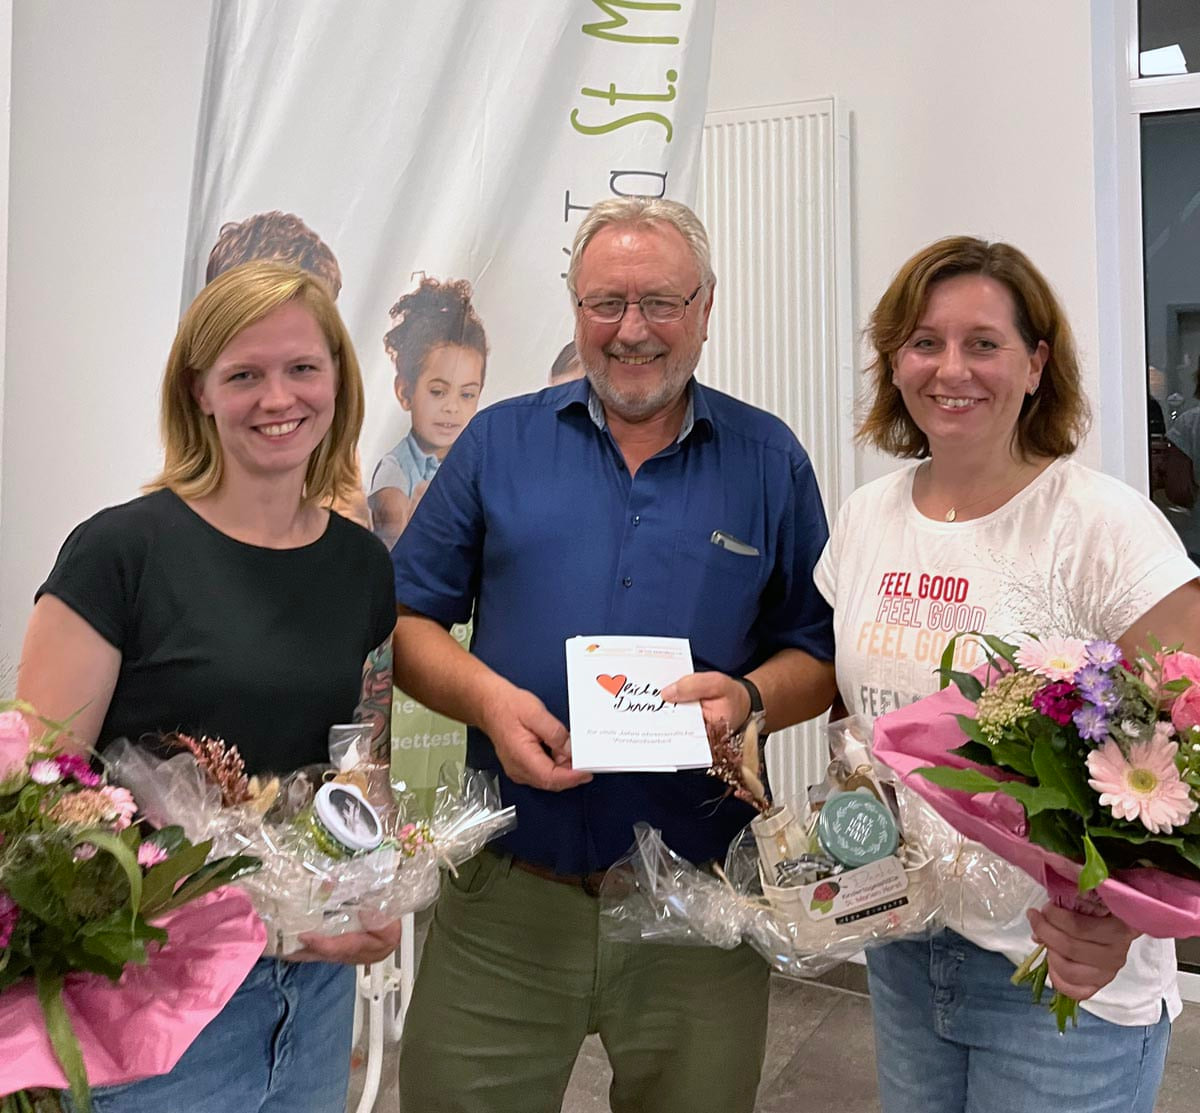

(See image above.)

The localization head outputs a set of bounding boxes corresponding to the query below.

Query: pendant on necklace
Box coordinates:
[945,508,957,523]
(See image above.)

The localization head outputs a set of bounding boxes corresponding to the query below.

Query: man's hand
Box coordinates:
[661,671,751,752]
[290,918,404,965]
[479,681,592,791]
[1028,903,1139,1001]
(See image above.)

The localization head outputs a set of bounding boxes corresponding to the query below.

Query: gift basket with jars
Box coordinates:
[105,726,516,954]
[600,716,941,976]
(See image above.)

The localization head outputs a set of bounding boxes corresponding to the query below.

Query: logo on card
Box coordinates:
[809,880,840,915]
[595,673,666,712]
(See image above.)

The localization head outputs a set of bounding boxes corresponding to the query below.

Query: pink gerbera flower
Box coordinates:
[1086,737,1197,834]
[136,842,168,868]
[101,786,137,831]
[1014,636,1089,682]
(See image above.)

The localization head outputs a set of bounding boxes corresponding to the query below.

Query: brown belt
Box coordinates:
[510,855,609,897]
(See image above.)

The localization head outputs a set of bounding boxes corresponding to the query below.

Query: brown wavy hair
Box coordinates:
[206,211,343,300]
[147,260,364,504]
[858,236,1090,459]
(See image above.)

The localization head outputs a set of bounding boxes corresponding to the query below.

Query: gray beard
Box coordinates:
[582,351,699,424]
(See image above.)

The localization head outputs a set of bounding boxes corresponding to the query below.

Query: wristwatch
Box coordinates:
[733,676,767,740]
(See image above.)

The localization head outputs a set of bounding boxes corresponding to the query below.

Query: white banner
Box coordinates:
[183,0,716,806]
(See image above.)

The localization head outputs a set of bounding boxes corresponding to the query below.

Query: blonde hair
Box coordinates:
[858,236,1090,460]
[147,260,364,503]
[566,196,715,295]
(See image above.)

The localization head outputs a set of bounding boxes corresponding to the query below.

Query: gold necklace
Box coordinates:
[923,461,1027,522]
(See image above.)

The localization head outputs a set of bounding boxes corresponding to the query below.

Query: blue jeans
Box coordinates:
[867,930,1170,1113]
[66,958,356,1113]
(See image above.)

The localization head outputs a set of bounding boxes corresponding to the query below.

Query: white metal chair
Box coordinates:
[351,910,416,1113]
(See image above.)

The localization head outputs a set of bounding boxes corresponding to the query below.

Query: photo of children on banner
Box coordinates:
[369,276,488,551]
[205,210,369,527]
[368,276,487,815]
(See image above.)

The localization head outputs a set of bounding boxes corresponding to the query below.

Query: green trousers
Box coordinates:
[397,849,770,1113]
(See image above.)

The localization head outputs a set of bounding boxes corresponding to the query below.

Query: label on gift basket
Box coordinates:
[798,855,909,924]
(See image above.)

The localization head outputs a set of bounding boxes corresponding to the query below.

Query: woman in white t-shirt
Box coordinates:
[815,236,1199,1113]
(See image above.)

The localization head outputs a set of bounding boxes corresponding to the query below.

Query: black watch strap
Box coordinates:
[733,676,765,730]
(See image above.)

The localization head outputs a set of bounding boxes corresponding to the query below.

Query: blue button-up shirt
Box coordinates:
[391,377,834,872]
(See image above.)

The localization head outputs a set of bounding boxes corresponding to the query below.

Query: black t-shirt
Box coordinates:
[37,489,396,776]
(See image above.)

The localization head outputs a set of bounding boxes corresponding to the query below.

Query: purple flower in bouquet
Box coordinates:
[1072,703,1110,743]
[1080,679,1122,715]
[1085,640,1123,669]
[1031,681,1081,726]
[1086,736,1197,833]
[0,890,18,949]
[1074,664,1110,697]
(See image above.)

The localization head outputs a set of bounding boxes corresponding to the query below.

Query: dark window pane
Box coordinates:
[1142,107,1200,975]
[1139,0,1200,74]
[1141,111,1200,545]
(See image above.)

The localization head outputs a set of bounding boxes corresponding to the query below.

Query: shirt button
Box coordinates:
[633,515,641,526]
[622,576,633,588]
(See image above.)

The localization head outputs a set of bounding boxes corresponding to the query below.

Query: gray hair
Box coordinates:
[566,197,715,296]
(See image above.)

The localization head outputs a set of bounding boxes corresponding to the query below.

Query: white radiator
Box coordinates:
[695,97,854,803]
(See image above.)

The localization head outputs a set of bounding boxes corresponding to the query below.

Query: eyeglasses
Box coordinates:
[576,285,704,325]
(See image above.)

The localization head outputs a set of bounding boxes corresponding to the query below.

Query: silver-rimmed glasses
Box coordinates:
[576,284,704,324]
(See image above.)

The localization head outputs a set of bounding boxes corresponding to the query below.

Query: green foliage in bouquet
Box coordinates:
[0,702,260,1113]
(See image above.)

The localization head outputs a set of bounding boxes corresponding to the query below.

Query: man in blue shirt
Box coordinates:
[392,197,836,1113]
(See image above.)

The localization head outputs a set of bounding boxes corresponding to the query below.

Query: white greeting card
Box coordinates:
[565,635,712,773]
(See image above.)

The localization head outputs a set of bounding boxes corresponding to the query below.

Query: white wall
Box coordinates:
[0,1,213,681]
[708,0,1104,489]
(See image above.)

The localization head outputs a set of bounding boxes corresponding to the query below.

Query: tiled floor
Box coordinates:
[350,962,1200,1112]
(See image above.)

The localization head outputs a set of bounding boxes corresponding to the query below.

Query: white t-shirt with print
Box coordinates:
[815,456,1196,1027]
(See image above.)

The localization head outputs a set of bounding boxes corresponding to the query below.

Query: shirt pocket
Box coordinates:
[670,529,766,671]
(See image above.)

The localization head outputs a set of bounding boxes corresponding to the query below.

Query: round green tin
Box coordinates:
[816,791,899,869]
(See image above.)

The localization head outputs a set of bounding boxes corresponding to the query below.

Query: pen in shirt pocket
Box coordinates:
[709,529,760,557]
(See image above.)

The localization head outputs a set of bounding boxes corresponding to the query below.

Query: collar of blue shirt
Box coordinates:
[556,377,712,446]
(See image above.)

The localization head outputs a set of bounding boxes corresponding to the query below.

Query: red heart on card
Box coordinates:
[596,673,626,696]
